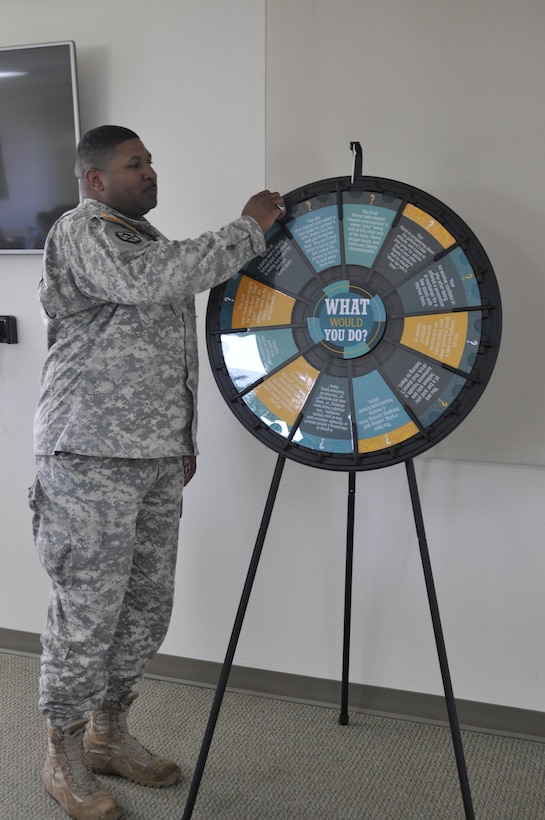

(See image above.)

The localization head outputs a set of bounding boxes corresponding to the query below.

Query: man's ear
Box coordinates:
[85,168,105,192]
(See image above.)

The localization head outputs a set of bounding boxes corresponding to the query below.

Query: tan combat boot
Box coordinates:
[83,693,181,787]
[43,719,123,820]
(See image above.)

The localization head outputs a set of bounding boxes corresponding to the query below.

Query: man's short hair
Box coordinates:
[75,125,140,179]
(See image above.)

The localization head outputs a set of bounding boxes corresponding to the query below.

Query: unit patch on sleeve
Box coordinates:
[115,230,142,244]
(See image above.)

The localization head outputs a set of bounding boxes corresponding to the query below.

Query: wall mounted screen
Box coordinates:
[0,41,80,253]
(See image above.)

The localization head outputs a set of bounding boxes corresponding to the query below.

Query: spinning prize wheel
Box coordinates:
[189,164,497,820]
[206,174,501,471]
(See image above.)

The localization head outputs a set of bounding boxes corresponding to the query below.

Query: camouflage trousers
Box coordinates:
[29,453,186,728]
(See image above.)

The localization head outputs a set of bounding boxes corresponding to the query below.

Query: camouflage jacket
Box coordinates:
[34,199,265,458]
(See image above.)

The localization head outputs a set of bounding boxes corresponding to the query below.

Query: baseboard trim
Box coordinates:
[2,627,543,742]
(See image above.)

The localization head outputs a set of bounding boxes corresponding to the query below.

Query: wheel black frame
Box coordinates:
[206,175,502,471]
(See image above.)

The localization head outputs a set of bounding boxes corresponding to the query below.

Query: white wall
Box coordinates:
[0,0,267,649]
[0,0,544,715]
[266,0,545,467]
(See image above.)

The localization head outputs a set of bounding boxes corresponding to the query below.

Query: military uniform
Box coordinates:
[30,199,265,727]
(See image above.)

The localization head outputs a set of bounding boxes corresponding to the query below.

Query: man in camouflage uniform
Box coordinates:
[29,125,285,820]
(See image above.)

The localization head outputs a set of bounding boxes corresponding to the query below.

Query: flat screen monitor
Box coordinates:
[0,41,80,253]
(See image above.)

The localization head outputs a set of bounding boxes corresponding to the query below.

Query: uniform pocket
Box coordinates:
[30,474,73,587]
[37,527,74,588]
[28,475,42,513]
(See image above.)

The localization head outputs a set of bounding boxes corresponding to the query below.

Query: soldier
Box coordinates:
[29,125,285,820]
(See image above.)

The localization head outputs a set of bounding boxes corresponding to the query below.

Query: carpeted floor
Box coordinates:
[1,652,544,819]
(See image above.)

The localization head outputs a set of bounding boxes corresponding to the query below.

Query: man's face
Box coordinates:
[88,138,158,219]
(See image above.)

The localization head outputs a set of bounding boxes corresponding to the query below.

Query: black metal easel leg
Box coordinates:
[339,471,356,725]
[181,454,286,820]
[405,458,475,820]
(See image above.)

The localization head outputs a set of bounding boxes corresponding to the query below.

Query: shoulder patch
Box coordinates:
[115,230,142,244]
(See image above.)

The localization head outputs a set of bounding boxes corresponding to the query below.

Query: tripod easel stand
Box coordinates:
[181,454,475,819]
